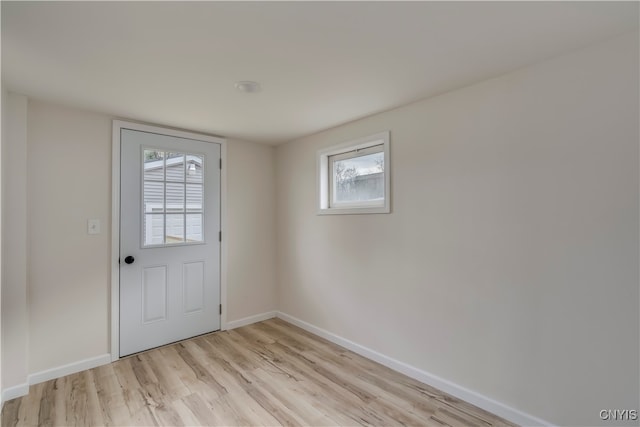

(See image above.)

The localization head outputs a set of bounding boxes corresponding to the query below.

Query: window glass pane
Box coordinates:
[141,148,207,247]
[186,214,203,242]
[332,151,384,204]
[144,181,164,213]
[166,183,185,213]
[186,155,203,183]
[166,153,185,182]
[186,184,203,212]
[143,150,164,181]
[144,214,164,245]
[166,214,185,243]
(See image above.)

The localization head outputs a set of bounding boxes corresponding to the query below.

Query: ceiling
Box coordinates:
[2,2,638,144]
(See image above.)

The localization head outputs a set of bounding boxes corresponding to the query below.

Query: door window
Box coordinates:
[142,149,204,247]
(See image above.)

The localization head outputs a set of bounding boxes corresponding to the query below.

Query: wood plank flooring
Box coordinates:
[1,318,517,426]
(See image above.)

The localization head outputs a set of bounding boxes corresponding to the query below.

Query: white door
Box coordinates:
[119,128,221,357]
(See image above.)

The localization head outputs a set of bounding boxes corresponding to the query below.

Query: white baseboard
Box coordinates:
[276,311,552,427]
[2,310,276,401]
[2,382,29,403]
[28,353,112,386]
[0,314,551,426]
[226,311,276,330]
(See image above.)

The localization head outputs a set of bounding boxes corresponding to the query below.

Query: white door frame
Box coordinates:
[111,120,228,362]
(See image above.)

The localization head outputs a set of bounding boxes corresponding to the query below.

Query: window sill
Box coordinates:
[317,206,390,215]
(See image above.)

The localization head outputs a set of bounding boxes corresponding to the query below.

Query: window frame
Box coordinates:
[317,131,390,215]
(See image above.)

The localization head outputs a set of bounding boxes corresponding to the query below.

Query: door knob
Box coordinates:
[124,256,135,264]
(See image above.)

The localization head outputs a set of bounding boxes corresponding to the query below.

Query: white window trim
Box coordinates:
[317,131,390,215]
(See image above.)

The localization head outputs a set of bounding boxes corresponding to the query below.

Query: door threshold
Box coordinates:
[119,328,222,359]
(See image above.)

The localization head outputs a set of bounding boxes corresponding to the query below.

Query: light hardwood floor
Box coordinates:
[2,318,517,426]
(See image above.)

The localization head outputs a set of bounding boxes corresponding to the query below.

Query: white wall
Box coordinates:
[0,6,3,402]
[1,93,29,395]
[275,32,639,426]
[226,139,277,321]
[0,99,277,391]
[27,101,111,373]
[0,83,5,405]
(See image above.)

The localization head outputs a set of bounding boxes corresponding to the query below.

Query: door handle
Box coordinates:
[124,256,135,264]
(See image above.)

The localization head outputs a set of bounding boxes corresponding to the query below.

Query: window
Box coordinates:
[142,149,205,246]
[318,131,390,214]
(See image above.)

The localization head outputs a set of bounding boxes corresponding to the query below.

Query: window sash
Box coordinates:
[329,144,385,208]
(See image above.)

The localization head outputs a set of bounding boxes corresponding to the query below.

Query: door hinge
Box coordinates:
[219,304,222,315]
[218,231,222,242]
[219,158,222,169]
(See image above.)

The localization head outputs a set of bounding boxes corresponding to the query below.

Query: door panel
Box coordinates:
[183,261,205,314]
[143,266,167,323]
[120,128,220,357]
